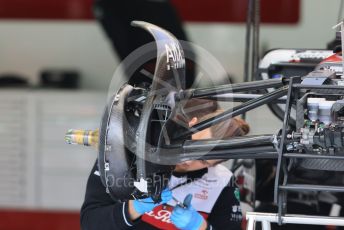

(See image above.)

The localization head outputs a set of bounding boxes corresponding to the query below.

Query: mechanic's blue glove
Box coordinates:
[170,194,204,230]
[132,188,172,215]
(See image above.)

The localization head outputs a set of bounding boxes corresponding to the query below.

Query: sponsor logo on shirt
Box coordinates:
[194,190,209,200]
[230,205,243,222]
[142,205,177,230]
[142,205,208,230]
[234,188,240,201]
[231,213,243,222]
[145,209,172,223]
[232,205,241,213]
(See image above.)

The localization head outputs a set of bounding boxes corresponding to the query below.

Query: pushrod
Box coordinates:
[177,78,285,99]
[176,86,288,140]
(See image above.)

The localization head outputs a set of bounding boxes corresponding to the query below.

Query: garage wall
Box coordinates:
[0,2,342,226]
[0,0,341,91]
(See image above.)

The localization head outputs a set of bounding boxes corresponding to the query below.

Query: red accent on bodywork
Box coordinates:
[321,53,343,64]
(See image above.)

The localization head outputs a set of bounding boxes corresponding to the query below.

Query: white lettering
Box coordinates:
[145,211,155,217]
[153,210,172,223]
[164,43,185,70]
[165,44,175,62]
[171,43,182,62]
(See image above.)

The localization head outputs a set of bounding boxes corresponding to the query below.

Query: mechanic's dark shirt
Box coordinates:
[80,162,242,230]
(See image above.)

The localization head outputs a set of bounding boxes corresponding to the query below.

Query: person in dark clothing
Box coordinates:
[93,0,195,88]
[81,160,242,230]
[93,0,188,61]
[81,99,248,229]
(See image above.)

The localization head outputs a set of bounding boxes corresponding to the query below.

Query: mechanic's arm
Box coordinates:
[207,179,243,230]
[80,161,172,230]
[80,162,136,230]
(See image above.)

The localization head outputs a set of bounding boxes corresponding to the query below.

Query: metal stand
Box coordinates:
[273,77,344,224]
[246,212,344,230]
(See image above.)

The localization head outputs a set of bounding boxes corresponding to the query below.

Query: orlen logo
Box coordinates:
[145,209,172,223]
[194,189,208,200]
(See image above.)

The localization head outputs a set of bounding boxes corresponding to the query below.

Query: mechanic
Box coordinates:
[80,99,248,230]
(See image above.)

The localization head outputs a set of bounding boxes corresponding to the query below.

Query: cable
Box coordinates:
[337,0,344,23]
[244,0,254,83]
[252,0,260,81]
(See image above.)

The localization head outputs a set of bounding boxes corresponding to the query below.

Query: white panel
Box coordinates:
[40,174,91,210]
[36,91,104,209]
[0,91,28,207]
[0,90,105,210]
